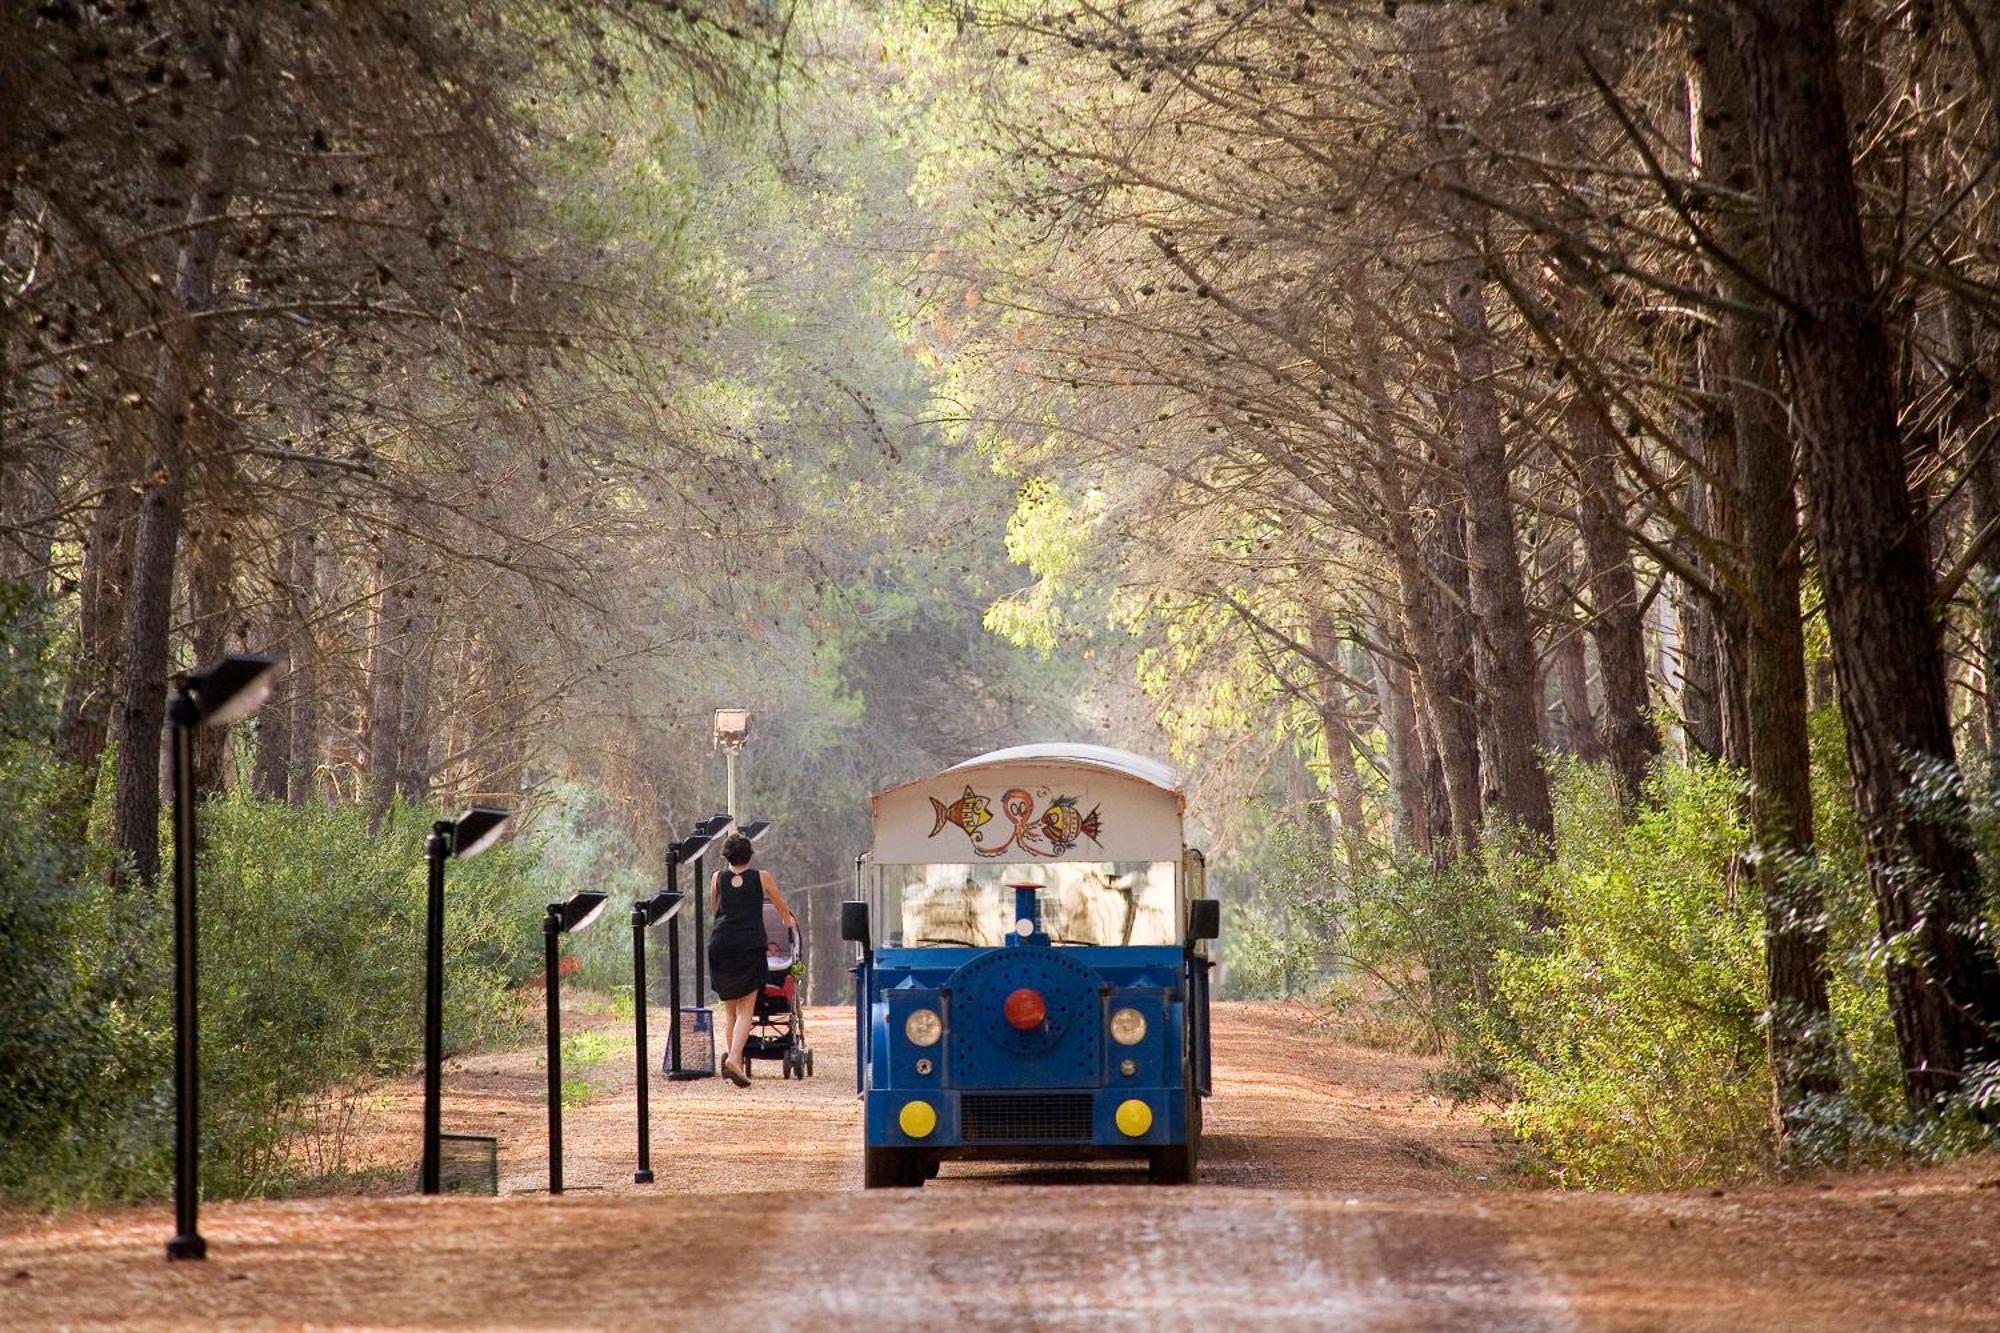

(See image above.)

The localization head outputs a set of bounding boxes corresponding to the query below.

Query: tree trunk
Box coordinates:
[1370,621,1431,859]
[1567,398,1659,799]
[111,482,183,890]
[1678,433,1726,764]
[110,26,252,888]
[1417,453,1487,850]
[290,530,324,804]
[250,527,306,804]
[56,462,140,797]
[1537,522,1603,762]
[364,532,407,825]
[1695,12,1845,1145]
[1308,601,1368,871]
[1732,0,2000,1112]
[185,514,236,798]
[394,548,436,806]
[1354,296,1482,853]
[1445,263,1555,844]
[1943,302,2000,757]
[1690,321,1753,770]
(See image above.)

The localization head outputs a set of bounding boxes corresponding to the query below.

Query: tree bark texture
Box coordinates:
[1415,452,1486,851]
[1535,522,1602,762]
[1692,18,1846,1142]
[364,530,408,825]
[1567,397,1659,799]
[1943,301,2000,756]
[1732,0,2000,1111]
[1354,298,1482,853]
[1309,602,1368,871]
[1444,264,1555,843]
[1370,623,1432,858]
[186,514,236,798]
[1677,426,1726,764]
[56,464,139,798]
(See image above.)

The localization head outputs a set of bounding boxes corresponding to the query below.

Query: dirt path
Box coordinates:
[4,1000,1998,1329]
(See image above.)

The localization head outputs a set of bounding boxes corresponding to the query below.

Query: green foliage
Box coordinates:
[1486,760,1772,1189]
[524,782,654,993]
[0,603,554,1206]
[191,798,542,1195]
[0,586,161,1204]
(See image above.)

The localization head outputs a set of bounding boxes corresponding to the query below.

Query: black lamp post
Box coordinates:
[545,889,609,1195]
[420,806,511,1196]
[630,879,685,1184]
[167,653,281,1263]
[688,812,730,1002]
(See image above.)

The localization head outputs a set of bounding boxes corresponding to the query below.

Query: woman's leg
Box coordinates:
[728,995,755,1067]
[718,997,742,1069]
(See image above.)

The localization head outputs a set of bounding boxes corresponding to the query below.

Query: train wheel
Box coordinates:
[863,1147,922,1189]
[1149,1075,1201,1184]
[1148,1143,1196,1184]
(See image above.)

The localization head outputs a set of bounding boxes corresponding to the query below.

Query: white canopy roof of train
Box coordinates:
[872,742,1182,803]
[870,742,1186,859]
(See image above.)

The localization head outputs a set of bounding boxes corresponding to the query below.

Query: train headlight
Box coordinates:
[1109,1006,1148,1046]
[904,1008,943,1047]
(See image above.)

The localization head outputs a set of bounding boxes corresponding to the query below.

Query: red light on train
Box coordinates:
[1004,987,1046,1031]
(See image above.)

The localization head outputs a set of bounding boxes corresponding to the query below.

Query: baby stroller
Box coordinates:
[744,902,813,1078]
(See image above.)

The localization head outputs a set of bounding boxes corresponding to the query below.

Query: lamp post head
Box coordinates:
[180,653,283,727]
[712,707,751,750]
[739,818,773,843]
[450,807,511,860]
[550,890,609,934]
[636,888,682,927]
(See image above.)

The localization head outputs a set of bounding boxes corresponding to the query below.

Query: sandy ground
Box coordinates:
[3,999,1998,1330]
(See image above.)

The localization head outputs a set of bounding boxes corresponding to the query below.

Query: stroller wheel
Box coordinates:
[805,1050,815,1077]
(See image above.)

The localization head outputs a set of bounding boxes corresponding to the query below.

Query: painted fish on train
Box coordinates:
[929,785,994,840]
[1035,795,1103,855]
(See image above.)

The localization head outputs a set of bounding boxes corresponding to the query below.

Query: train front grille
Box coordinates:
[958,1092,1095,1142]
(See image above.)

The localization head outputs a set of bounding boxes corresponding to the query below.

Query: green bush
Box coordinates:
[521,780,655,993]
[0,586,168,1204]
[0,578,558,1207]
[1486,759,1772,1189]
[192,797,543,1194]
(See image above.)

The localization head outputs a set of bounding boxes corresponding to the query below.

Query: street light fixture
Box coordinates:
[545,889,609,1194]
[712,706,751,747]
[630,879,686,1184]
[713,708,750,828]
[421,806,511,1196]
[167,652,281,1263]
[686,812,730,1005]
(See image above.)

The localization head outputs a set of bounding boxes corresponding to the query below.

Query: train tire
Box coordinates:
[1149,1072,1202,1184]
[864,1146,923,1189]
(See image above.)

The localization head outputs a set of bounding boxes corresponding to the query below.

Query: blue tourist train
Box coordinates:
[843,743,1218,1187]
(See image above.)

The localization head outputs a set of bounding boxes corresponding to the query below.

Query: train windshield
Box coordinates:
[879,860,1178,948]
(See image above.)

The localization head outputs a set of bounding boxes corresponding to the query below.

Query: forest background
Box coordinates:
[4,0,1999,1204]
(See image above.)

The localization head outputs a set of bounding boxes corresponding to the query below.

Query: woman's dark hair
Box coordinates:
[722,833,754,866]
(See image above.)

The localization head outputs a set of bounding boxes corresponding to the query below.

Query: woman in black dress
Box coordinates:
[708,833,796,1087]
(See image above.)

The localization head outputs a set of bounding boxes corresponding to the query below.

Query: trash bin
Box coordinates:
[437,1132,498,1195]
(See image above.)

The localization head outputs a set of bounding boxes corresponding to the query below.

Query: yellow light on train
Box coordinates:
[904,1008,943,1047]
[898,1100,937,1138]
[1115,1099,1153,1137]
[1110,1007,1148,1045]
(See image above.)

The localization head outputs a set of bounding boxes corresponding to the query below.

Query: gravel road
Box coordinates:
[3,1001,1997,1329]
